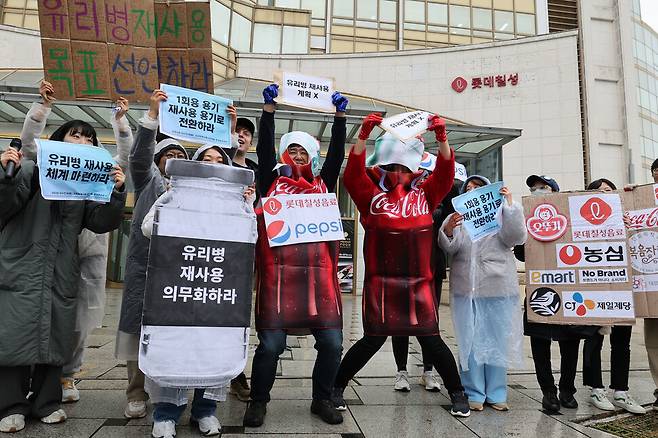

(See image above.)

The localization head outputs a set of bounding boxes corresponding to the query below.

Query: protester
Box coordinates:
[0,118,126,433]
[243,84,348,427]
[331,113,472,418]
[438,176,525,411]
[516,175,598,413]
[19,81,133,404]
[115,89,189,420]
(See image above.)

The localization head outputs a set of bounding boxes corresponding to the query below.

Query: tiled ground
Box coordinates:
[7,288,657,437]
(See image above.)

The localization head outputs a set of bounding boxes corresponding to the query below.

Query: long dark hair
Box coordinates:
[49,120,98,146]
[587,178,617,191]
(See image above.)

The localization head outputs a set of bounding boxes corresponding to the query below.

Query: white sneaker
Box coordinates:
[0,414,25,433]
[612,391,646,414]
[40,409,67,424]
[195,415,221,436]
[124,400,147,418]
[152,420,176,438]
[420,370,441,392]
[61,377,80,403]
[589,388,614,411]
[394,371,411,392]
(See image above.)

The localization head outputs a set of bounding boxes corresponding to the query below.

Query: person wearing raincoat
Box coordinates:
[19,81,133,404]
[438,175,526,411]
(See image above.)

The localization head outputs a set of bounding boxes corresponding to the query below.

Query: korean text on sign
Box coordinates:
[159,83,233,145]
[36,139,116,202]
[380,111,431,141]
[274,71,336,113]
[451,182,504,241]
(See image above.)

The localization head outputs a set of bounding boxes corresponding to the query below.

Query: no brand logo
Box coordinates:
[580,197,612,226]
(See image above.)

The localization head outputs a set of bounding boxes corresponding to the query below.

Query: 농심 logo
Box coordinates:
[526,204,568,242]
[529,287,561,317]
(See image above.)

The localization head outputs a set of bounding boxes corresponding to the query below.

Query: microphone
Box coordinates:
[5,138,22,179]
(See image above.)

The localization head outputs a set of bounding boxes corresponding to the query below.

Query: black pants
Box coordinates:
[530,337,580,396]
[391,337,432,372]
[582,326,632,391]
[335,335,463,393]
[0,365,62,419]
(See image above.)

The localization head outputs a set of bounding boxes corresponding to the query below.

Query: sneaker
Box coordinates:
[542,391,560,413]
[331,387,347,411]
[61,377,80,403]
[40,409,67,424]
[394,371,411,392]
[310,399,343,425]
[589,388,614,411]
[151,419,176,438]
[612,391,646,414]
[489,402,509,411]
[0,414,25,433]
[559,392,578,409]
[468,401,484,411]
[243,401,267,427]
[449,391,471,417]
[124,400,147,419]
[229,373,251,402]
[193,416,221,436]
[420,370,441,392]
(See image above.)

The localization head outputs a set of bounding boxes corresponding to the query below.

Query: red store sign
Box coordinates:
[451,73,519,93]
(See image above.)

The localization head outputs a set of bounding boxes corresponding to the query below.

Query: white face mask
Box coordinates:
[531,188,552,196]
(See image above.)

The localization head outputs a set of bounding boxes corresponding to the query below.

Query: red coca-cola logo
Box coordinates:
[272,181,327,196]
[526,203,568,242]
[558,244,582,265]
[370,190,429,218]
[263,198,283,216]
[580,197,612,225]
[451,77,468,93]
[626,207,658,230]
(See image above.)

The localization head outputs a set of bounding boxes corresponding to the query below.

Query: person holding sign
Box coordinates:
[331,112,472,418]
[19,80,134,405]
[116,89,190,421]
[0,135,126,433]
[243,84,348,427]
[438,176,526,411]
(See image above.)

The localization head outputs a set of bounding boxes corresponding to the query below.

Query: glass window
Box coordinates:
[427,3,447,25]
[494,10,514,32]
[516,12,535,34]
[275,0,300,8]
[333,0,354,17]
[252,23,282,53]
[211,0,230,44]
[472,7,492,29]
[356,19,378,28]
[450,5,470,28]
[230,12,252,52]
[282,25,309,53]
[301,0,326,18]
[357,0,377,20]
[379,0,396,22]
[404,22,425,30]
[405,0,425,22]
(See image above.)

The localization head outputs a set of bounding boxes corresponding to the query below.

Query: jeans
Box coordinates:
[460,352,507,404]
[530,337,579,396]
[153,389,217,423]
[250,329,343,402]
[583,326,632,391]
[0,365,62,419]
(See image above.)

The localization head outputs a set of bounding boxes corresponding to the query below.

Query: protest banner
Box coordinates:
[261,193,345,247]
[37,0,213,103]
[35,139,116,202]
[159,83,232,145]
[451,181,504,241]
[380,111,432,141]
[523,191,635,325]
[274,71,336,113]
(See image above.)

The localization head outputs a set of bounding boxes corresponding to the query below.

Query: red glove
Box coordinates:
[358,113,383,140]
[428,114,447,143]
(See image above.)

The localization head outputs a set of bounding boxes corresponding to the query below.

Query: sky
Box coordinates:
[640,0,658,32]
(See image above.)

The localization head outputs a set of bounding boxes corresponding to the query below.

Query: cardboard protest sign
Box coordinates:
[36,139,116,202]
[451,181,504,241]
[108,45,159,102]
[261,193,344,247]
[380,111,431,141]
[274,71,336,113]
[523,191,635,325]
[42,39,76,101]
[159,83,232,145]
[71,40,111,99]
[38,0,70,39]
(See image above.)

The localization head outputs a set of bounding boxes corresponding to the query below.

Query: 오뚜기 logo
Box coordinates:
[529,287,561,317]
[526,204,568,242]
[266,220,291,244]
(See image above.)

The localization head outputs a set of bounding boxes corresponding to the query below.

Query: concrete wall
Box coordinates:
[0,25,42,69]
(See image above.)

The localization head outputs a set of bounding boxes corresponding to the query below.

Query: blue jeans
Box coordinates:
[153,389,217,423]
[250,329,343,402]
[460,352,508,404]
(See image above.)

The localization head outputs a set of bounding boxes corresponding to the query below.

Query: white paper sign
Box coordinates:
[261,193,345,247]
[568,194,626,241]
[455,162,468,181]
[562,291,635,318]
[380,111,431,141]
[275,71,335,113]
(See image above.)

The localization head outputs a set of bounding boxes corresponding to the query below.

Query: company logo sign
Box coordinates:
[628,230,658,274]
[579,268,628,284]
[263,198,283,216]
[370,191,429,219]
[451,77,468,93]
[626,207,658,231]
[266,220,291,244]
[529,287,561,316]
[569,194,625,241]
[526,204,568,242]
[563,291,634,318]
[528,270,576,285]
[556,242,627,268]
[579,197,612,226]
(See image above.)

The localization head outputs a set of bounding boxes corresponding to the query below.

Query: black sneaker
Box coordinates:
[542,391,560,413]
[559,392,578,409]
[653,389,658,407]
[243,401,267,427]
[449,391,471,417]
[331,387,347,411]
[311,399,343,425]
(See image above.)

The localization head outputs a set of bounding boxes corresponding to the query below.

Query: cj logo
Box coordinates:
[580,197,612,226]
[263,198,283,216]
[451,77,468,93]
[266,220,291,244]
[566,292,596,317]
[558,244,582,265]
